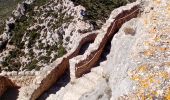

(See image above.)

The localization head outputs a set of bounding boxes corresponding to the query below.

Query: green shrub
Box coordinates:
[27,32,40,48]
[1,49,23,71]
[71,0,134,22]
[58,45,67,57]
[39,56,51,63]
[25,59,39,71]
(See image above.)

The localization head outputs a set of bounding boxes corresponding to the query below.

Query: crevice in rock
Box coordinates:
[0,40,8,52]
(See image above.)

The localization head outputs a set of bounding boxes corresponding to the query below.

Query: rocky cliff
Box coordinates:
[1,0,170,100]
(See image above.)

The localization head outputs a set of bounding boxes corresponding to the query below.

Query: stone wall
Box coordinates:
[0,1,141,99]
[70,1,140,80]
[0,76,15,97]
[0,32,96,99]
[16,32,97,100]
[0,71,37,87]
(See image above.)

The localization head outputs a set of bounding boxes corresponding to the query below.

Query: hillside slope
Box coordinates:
[1,0,170,100]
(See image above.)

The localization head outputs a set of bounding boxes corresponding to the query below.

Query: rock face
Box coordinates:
[105,0,170,99]
[1,0,170,100]
[70,3,140,80]
[0,0,92,71]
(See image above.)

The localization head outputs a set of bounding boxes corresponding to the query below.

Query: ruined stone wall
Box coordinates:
[0,76,15,97]
[0,71,36,87]
[0,1,141,99]
[70,1,140,80]
[16,32,97,100]
[0,32,96,99]
[0,76,8,97]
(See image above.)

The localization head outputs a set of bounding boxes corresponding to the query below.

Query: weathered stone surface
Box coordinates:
[42,1,141,100]
[46,0,170,99]
[0,0,141,99]
[2,0,170,100]
[105,0,170,99]
[70,1,140,80]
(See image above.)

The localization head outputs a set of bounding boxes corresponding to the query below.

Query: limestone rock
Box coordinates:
[1,0,170,100]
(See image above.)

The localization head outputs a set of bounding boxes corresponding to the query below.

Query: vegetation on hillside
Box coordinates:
[0,0,23,35]
[0,0,136,71]
[1,0,69,71]
[71,0,136,22]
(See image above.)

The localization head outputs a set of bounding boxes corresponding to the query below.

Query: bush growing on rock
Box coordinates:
[71,0,135,22]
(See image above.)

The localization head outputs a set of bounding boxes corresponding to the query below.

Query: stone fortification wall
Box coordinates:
[0,1,141,99]
[17,32,97,100]
[0,76,15,97]
[70,1,140,80]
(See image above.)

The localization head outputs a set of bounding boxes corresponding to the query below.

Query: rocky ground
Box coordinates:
[0,0,92,71]
[0,0,23,35]
[43,0,170,99]
[1,0,170,100]
[0,0,130,72]
[100,0,170,99]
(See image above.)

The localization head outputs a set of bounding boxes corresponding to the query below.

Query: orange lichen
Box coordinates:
[121,0,170,99]
[154,0,161,4]
[139,80,150,88]
[164,62,170,66]
[144,41,152,46]
[135,90,157,100]
[143,49,155,56]
[165,88,170,100]
[136,92,145,100]
[149,27,157,34]
[159,71,169,79]
[138,65,148,72]
[131,75,141,81]
[148,76,155,83]
[128,62,170,99]
[156,47,167,52]
[154,36,161,42]
[166,3,170,16]
[144,18,148,25]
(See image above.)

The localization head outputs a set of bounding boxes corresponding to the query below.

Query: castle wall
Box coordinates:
[70,1,140,80]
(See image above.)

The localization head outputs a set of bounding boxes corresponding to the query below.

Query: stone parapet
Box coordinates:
[0,0,141,99]
[16,32,97,100]
[69,1,140,80]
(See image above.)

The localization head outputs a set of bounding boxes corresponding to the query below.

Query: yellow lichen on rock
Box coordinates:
[153,0,161,5]
[143,49,155,56]
[166,3,170,17]
[117,0,170,99]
